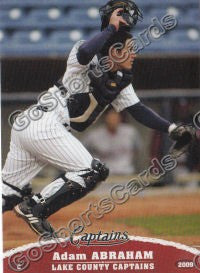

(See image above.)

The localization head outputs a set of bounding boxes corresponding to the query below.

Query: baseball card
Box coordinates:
[1,0,200,273]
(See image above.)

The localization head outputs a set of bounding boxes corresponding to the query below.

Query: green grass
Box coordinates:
[117,214,200,236]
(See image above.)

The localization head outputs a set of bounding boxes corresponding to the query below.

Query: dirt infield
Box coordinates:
[3,193,200,251]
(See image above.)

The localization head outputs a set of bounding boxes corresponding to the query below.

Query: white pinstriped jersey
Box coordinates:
[44,40,140,131]
[2,40,140,198]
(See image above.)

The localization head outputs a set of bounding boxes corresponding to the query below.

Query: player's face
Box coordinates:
[119,38,136,70]
[110,38,136,71]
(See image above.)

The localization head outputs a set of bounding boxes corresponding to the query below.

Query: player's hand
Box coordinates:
[109,8,129,31]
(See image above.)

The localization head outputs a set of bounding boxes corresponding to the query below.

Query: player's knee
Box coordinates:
[65,158,109,190]
[29,159,109,218]
[91,158,109,181]
[82,158,109,190]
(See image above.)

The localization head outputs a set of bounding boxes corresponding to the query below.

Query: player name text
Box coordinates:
[52,250,154,261]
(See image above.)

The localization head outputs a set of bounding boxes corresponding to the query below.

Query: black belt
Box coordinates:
[36,105,49,112]
[55,80,68,95]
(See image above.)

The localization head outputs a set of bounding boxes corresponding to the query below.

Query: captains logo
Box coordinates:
[70,231,129,247]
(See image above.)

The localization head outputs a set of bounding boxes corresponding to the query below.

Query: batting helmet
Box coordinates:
[99,0,143,31]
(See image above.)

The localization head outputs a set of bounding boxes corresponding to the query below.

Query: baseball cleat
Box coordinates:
[14,200,55,237]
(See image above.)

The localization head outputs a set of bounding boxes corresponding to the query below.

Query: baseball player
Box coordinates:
[2,0,195,236]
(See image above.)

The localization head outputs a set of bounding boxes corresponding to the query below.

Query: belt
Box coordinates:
[55,80,68,95]
[36,105,49,112]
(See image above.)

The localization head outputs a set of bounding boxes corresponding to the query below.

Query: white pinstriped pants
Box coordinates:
[2,110,93,199]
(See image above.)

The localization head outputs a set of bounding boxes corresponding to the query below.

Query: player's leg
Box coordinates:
[14,122,109,236]
[2,126,57,236]
[2,128,47,212]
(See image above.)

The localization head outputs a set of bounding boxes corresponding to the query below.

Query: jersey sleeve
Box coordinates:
[111,84,140,112]
[67,40,88,69]
[66,40,98,75]
[63,41,95,93]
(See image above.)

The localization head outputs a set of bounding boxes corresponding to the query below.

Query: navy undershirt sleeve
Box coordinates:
[77,24,116,65]
[127,102,170,133]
